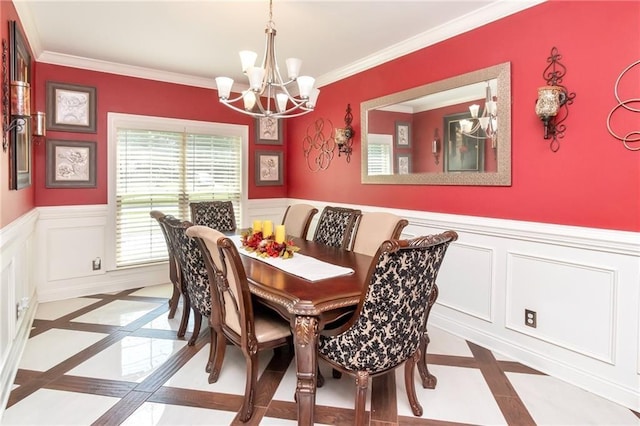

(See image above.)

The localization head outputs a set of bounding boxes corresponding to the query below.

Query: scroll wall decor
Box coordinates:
[606,59,640,151]
[302,118,335,171]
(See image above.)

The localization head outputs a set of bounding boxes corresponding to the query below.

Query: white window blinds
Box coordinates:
[367,134,393,175]
[112,118,244,268]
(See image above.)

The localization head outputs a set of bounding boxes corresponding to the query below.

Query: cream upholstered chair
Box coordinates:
[281,203,318,239]
[351,212,409,257]
[190,201,236,232]
[312,206,361,250]
[318,231,457,425]
[186,225,291,422]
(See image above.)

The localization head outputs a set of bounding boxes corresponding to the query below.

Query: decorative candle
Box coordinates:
[432,139,437,154]
[262,220,273,238]
[252,220,262,233]
[275,225,286,244]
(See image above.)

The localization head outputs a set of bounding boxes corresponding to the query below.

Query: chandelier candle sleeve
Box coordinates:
[262,220,273,238]
[252,220,262,233]
[275,225,286,244]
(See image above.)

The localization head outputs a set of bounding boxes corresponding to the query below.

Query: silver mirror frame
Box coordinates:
[361,62,511,186]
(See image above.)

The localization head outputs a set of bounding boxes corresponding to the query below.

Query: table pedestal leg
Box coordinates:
[294,315,318,426]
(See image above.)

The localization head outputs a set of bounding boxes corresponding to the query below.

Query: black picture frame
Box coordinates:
[254,150,283,186]
[46,81,97,133]
[8,21,32,190]
[443,112,485,173]
[255,116,283,145]
[46,139,97,188]
[394,121,411,148]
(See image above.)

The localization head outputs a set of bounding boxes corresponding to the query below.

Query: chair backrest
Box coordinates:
[281,203,319,239]
[320,231,457,373]
[351,212,409,257]
[186,225,252,341]
[163,219,211,318]
[190,201,236,232]
[312,206,361,250]
[150,210,180,285]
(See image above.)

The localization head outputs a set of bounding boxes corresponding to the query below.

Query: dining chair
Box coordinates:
[281,203,318,239]
[312,206,361,250]
[149,210,181,319]
[163,218,213,348]
[351,212,409,257]
[190,201,237,232]
[186,225,292,422]
[317,230,458,425]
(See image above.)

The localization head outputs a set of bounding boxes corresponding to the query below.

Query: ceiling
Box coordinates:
[14,0,542,90]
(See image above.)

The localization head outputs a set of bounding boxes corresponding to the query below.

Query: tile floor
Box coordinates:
[2,284,639,425]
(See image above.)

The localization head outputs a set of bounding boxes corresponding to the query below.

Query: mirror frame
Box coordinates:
[361,62,511,186]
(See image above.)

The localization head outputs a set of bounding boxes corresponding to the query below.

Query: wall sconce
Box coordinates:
[432,128,440,164]
[535,47,576,152]
[334,103,354,163]
[2,40,45,152]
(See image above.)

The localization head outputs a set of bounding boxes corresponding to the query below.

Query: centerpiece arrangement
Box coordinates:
[241,220,299,259]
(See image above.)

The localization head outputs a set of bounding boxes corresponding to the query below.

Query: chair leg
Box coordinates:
[167,283,180,319]
[206,327,215,373]
[417,332,437,389]
[238,352,258,422]
[208,332,227,384]
[404,351,424,417]
[354,371,369,426]
[188,309,202,346]
[317,367,325,388]
[177,293,191,339]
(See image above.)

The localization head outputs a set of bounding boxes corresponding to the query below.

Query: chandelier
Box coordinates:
[458,82,498,148]
[214,0,319,119]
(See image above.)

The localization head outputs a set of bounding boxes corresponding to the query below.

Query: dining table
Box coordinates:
[232,235,373,426]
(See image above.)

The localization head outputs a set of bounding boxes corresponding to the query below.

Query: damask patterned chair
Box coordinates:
[318,231,458,425]
[163,219,213,349]
[149,210,181,319]
[186,225,291,422]
[190,201,237,233]
[351,212,409,257]
[312,206,361,250]
[281,203,318,239]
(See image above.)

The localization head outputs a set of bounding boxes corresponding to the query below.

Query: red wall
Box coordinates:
[285,1,640,232]
[31,65,287,208]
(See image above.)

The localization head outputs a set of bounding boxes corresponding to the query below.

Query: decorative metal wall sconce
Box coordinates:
[2,39,45,152]
[334,104,354,162]
[432,128,440,164]
[535,46,576,152]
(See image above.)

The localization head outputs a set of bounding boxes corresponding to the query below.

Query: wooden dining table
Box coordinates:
[237,236,373,426]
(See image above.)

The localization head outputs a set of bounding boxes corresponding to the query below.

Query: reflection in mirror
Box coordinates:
[361,62,511,185]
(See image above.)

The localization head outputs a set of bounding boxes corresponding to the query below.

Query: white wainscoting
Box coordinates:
[0,199,638,413]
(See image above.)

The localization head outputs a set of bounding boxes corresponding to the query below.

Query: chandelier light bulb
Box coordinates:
[286,58,302,80]
[239,51,258,73]
[215,77,234,99]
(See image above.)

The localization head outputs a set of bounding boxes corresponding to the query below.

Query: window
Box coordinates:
[108,113,248,269]
[367,134,393,175]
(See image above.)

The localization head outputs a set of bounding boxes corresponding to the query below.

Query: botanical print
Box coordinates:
[260,155,279,181]
[398,156,409,174]
[259,116,278,140]
[55,146,90,181]
[55,89,90,126]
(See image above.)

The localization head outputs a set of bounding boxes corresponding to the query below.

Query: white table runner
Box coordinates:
[229,235,354,282]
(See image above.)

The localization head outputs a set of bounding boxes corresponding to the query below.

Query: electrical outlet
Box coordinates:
[92,257,101,271]
[525,309,537,328]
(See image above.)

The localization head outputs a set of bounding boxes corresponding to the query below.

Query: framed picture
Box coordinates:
[394,121,411,148]
[255,150,283,186]
[8,21,32,190]
[46,81,97,133]
[443,112,485,173]
[395,153,412,175]
[46,140,97,188]
[255,116,283,145]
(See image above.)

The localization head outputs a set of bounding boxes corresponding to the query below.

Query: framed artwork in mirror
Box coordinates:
[394,121,411,148]
[255,150,283,186]
[395,153,412,175]
[443,112,485,173]
[8,21,32,190]
[46,81,97,133]
[255,116,283,145]
[46,139,97,188]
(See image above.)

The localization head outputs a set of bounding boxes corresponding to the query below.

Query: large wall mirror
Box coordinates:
[361,62,511,185]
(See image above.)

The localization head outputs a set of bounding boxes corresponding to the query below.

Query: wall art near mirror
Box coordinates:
[46,81,97,133]
[5,21,32,189]
[46,139,97,188]
[361,62,511,186]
